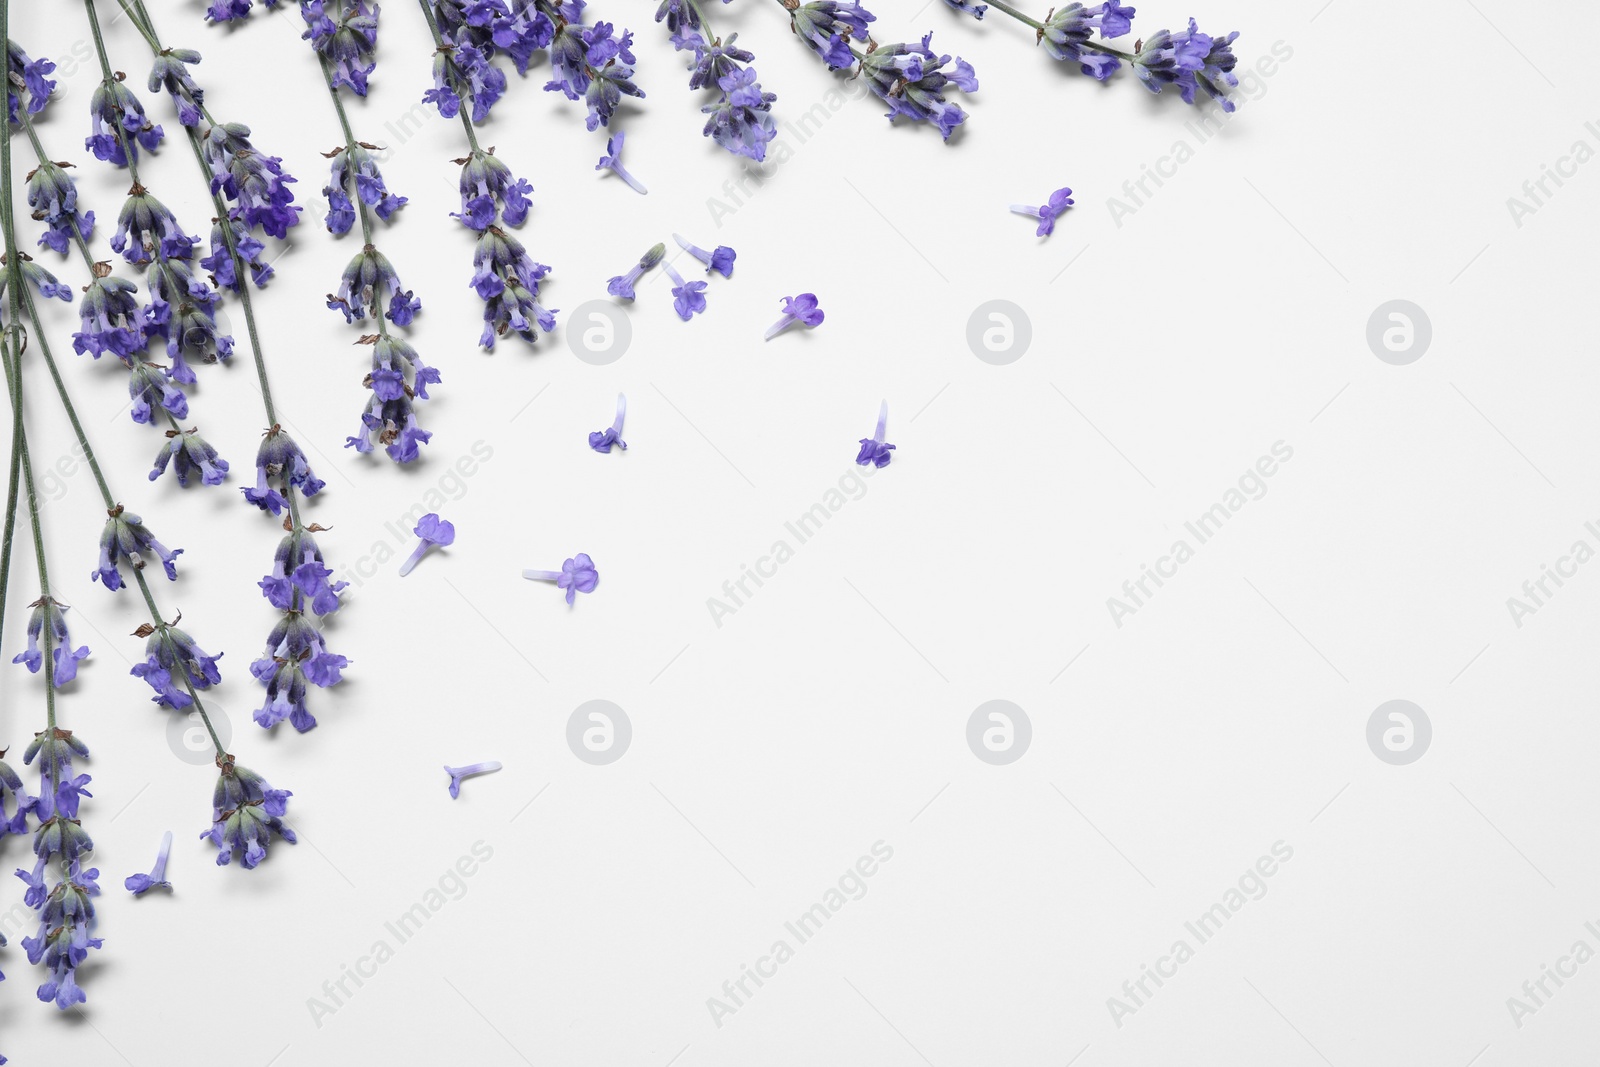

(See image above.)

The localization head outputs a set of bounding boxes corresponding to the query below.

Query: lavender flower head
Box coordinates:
[607,242,664,301]
[673,233,734,277]
[150,428,229,487]
[203,758,295,868]
[328,245,418,325]
[765,293,824,340]
[147,47,205,127]
[454,148,531,232]
[789,1,876,69]
[545,17,645,132]
[124,831,173,896]
[302,0,381,96]
[399,514,455,577]
[1131,18,1239,110]
[72,274,145,359]
[523,553,599,605]
[244,425,325,515]
[589,393,627,453]
[12,598,90,687]
[202,213,275,292]
[200,122,300,240]
[7,40,57,121]
[856,399,895,467]
[472,228,556,349]
[14,257,73,303]
[86,77,164,167]
[26,160,94,256]
[445,761,501,799]
[596,132,647,195]
[662,261,707,321]
[17,728,100,1010]
[425,37,507,123]
[93,505,183,590]
[1011,187,1074,236]
[260,527,348,617]
[251,609,348,732]
[1041,2,1135,79]
[860,34,977,139]
[131,623,222,709]
[324,142,408,235]
[347,334,439,462]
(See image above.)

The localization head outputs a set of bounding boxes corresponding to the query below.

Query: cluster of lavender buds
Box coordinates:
[6,39,55,123]
[858,34,977,139]
[656,0,776,161]
[86,74,163,166]
[253,521,349,730]
[93,505,182,590]
[12,598,89,686]
[131,619,221,709]
[302,0,381,95]
[26,159,93,255]
[455,149,555,349]
[324,142,407,234]
[203,757,295,867]
[957,1,1240,111]
[15,728,100,1010]
[788,0,876,69]
[350,333,438,462]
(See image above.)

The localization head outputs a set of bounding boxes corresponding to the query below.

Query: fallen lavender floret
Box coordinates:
[523,554,599,605]
[673,232,734,277]
[1010,187,1074,236]
[596,132,647,194]
[662,261,707,321]
[124,831,173,896]
[856,400,895,468]
[399,514,455,576]
[607,242,664,301]
[589,394,627,453]
[765,293,824,340]
[445,761,502,799]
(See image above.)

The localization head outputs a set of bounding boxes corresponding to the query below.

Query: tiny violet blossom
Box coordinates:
[1040,2,1136,79]
[454,149,531,232]
[12,598,90,687]
[523,554,599,605]
[132,623,222,709]
[124,831,173,896]
[93,505,183,590]
[150,428,229,487]
[765,293,824,340]
[595,132,647,194]
[589,393,627,453]
[1011,187,1074,236]
[856,399,895,468]
[398,514,455,577]
[444,761,502,799]
[607,242,664,301]
[673,233,735,278]
[662,261,707,321]
[1132,18,1240,111]
[244,425,325,515]
[859,34,978,140]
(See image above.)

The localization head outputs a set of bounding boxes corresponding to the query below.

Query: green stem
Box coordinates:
[984,0,1044,30]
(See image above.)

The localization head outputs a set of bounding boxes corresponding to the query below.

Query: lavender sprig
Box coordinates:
[655,0,776,161]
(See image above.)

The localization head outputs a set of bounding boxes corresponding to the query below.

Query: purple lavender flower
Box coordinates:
[471,228,557,349]
[426,39,507,122]
[702,64,777,161]
[399,514,456,577]
[347,335,439,461]
[589,393,627,453]
[12,598,90,687]
[860,34,977,139]
[662,261,707,321]
[203,212,275,291]
[302,0,381,95]
[72,276,146,359]
[147,48,205,126]
[17,259,73,302]
[455,149,531,232]
[150,429,229,487]
[17,729,100,1012]
[204,0,284,21]
[1041,2,1135,79]
[0,753,26,839]
[607,242,664,301]
[1011,187,1075,236]
[7,41,57,121]
[765,293,824,340]
[673,233,734,277]
[545,17,645,131]
[127,360,189,425]
[110,187,192,267]
[260,528,347,616]
[86,79,164,167]
[94,506,183,590]
[124,831,173,896]
[243,426,325,515]
[445,761,502,798]
[942,0,987,18]
[328,245,416,324]
[251,612,347,731]
[1132,19,1238,109]
[523,553,599,605]
[789,1,876,69]
[25,161,94,256]
[203,758,295,868]
[856,400,895,467]
[131,624,221,708]
[595,132,647,195]
[200,122,300,240]
[324,143,407,236]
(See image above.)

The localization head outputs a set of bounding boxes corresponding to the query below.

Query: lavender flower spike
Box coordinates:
[673,233,735,278]
[1011,187,1074,237]
[124,831,173,896]
[662,261,707,321]
[765,293,824,340]
[445,761,502,799]
[523,554,599,605]
[596,133,647,195]
[590,394,628,453]
[856,400,895,468]
[398,513,455,577]
[607,242,665,301]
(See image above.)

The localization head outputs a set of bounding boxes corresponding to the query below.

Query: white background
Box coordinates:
[2,0,1599,1063]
